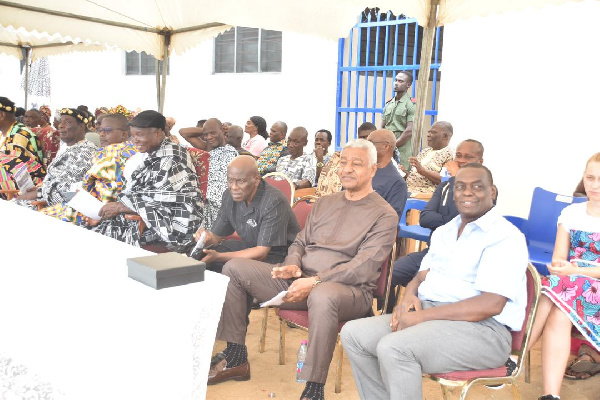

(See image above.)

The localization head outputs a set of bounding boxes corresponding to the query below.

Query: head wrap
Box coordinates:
[40,105,52,123]
[108,105,134,120]
[95,107,109,117]
[0,97,16,113]
[128,110,166,130]
[59,108,91,124]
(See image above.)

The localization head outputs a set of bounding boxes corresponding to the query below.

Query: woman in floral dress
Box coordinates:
[528,152,600,400]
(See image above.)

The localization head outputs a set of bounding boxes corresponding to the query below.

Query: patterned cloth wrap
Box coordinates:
[187,147,210,199]
[257,140,287,175]
[542,228,600,351]
[12,140,96,210]
[41,141,137,225]
[0,152,44,192]
[32,125,60,169]
[92,139,204,250]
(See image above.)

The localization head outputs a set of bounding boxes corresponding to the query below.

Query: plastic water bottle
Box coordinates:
[296,340,308,382]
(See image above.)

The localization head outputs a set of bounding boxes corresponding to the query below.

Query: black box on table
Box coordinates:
[127,252,205,289]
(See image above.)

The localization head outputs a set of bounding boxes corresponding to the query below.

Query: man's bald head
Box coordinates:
[368,129,396,161]
[228,155,259,176]
[227,155,261,203]
[288,126,309,158]
[226,125,244,148]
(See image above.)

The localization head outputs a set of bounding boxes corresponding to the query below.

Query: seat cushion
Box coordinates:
[431,366,507,381]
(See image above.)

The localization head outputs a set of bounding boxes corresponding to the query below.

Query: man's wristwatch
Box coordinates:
[316,162,325,168]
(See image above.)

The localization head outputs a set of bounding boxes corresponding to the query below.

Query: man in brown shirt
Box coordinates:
[208,139,398,400]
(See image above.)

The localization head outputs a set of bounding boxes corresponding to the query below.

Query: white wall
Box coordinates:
[0,31,339,153]
[437,0,600,217]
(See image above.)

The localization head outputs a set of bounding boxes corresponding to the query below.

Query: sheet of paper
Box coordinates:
[570,258,600,267]
[67,190,103,220]
[13,165,34,192]
[260,290,288,307]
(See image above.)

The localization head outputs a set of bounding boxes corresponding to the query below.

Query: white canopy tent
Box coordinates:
[0,0,592,144]
[0,26,107,107]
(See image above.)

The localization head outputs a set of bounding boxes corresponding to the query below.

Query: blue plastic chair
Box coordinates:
[398,199,431,243]
[505,187,586,275]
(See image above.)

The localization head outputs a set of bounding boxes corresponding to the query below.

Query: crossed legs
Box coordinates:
[528,295,573,396]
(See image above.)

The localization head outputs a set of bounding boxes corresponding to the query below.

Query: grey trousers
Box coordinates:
[215,258,373,383]
[340,301,512,400]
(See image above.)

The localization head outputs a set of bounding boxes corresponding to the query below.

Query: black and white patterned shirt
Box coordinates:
[203,144,238,229]
[275,153,316,185]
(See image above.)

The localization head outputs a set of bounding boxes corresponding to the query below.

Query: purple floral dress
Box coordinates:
[542,204,600,351]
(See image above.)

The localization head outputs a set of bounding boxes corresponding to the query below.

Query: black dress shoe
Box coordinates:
[538,395,560,400]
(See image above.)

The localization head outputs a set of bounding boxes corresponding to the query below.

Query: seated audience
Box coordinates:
[275,127,316,189]
[13,108,97,209]
[388,139,485,309]
[311,129,332,185]
[257,121,288,175]
[207,139,398,400]
[179,119,208,150]
[92,110,203,249]
[202,118,239,229]
[367,129,408,221]
[315,122,376,197]
[41,112,136,225]
[242,116,268,156]
[193,155,300,273]
[226,125,253,156]
[527,153,600,399]
[25,107,59,169]
[0,97,45,177]
[405,121,454,194]
[341,163,528,400]
[357,122,377,140]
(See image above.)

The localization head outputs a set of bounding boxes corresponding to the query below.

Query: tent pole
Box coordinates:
[24,47,31,109]
[412,0,439,157]
[155,59,161,111]
[159,32,170,114]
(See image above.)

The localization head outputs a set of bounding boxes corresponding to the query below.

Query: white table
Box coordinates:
[0,200,228,400]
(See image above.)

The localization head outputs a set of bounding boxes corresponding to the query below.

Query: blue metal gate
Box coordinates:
[335,9,443,150]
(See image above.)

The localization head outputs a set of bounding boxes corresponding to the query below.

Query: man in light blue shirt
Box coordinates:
[341,163,528,400]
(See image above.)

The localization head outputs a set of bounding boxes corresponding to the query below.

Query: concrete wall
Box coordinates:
[437,0,600,217]
[0,31,339,153]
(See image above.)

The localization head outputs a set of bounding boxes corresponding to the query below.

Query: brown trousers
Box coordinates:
[215,258,373,383]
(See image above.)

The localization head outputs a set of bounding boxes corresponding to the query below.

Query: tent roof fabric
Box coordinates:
[1,0,590,59]
[0,0,427,59]
[0,26,106,60]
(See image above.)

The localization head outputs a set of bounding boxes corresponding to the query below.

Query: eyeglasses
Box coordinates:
[98,127,126,134]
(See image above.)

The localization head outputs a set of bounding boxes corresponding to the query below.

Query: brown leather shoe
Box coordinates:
[207,358,251,385]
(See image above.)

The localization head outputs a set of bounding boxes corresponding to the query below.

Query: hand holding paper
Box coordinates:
[67,190,103,220]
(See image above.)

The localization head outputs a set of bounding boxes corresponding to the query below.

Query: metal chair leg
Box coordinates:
[524,350,531,383]
[440,384,453,400]
[279,318,286,365]
[259,307,268,353]
[334,341,343,393]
